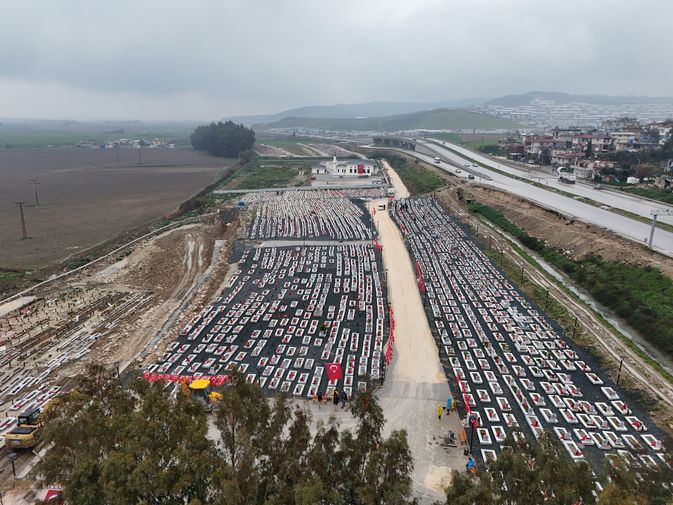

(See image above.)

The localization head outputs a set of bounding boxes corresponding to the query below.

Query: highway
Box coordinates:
[427,139,673,227]
[398,140,673,255]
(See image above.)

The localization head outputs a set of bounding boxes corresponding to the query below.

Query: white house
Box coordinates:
[313,157,379,177]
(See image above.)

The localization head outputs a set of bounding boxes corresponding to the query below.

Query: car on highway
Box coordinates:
[468,174,475,180]
[464,162,470,168]
[456,168,462,174]
[472,163,478,167]
[594,184,604,190]
[434,156,441,164]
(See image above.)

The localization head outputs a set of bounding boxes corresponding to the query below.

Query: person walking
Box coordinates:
[437,404,443,420]
[333,389,340,409]
[340,390,347,409]
[317,391,323,409]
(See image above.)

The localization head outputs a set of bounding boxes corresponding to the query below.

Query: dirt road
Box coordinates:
[376,163,462,501]
[303,169,465,502]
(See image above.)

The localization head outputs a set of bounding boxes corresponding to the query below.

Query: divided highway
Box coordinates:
[405,139,673,255]
[428,140,673,227]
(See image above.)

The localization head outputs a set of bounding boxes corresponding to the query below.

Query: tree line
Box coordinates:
[37,364,414,505]
[191,121,255,157]
[36,364,673,505]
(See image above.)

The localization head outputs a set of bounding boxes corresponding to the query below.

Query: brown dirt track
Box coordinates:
[0,148,235,269]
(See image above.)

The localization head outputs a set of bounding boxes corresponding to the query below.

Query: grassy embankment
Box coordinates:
[369,152,445,195]
[468,201,673,360]
[618,186,673,206]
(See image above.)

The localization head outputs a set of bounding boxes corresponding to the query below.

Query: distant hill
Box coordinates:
[488,91,673,107]
[255,108,519,131]
[228,98,489,125]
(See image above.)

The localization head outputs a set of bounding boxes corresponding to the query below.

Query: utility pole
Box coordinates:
[616,357,624,386]
[29,178,41,206]
[14,202,28,239]
[648,209,673,248]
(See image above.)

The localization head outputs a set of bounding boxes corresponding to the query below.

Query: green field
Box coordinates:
[219,158,312,190]
[370,152,445,195]
[260,139,316,156]
[0,123,194,149]
[430,133,503,150]
[0,269,25,283]
[618,186,673,205]
[430,132,463,144]
[468,201,673,358]
[259,108,520,131]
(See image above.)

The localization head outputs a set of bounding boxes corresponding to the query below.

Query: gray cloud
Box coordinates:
[0,0,670,120]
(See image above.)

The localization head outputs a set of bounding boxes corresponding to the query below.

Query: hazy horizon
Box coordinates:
[1,0,671,121]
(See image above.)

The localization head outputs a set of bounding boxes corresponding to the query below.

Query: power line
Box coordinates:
[14,202,28,239]
[29,178,41,206]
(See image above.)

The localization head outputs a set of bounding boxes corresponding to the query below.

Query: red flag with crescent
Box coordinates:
[326,363,343,381]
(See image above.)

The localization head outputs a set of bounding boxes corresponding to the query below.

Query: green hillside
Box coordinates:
[256,108,519,131]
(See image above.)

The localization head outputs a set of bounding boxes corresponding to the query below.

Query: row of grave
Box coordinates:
[149,243,389,399]
[390,197,664,470]
[243,189,384,240]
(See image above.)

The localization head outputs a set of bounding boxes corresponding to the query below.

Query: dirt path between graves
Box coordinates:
[368,161,465,502]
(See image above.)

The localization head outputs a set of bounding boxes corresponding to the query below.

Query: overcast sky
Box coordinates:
[0,0,669,120]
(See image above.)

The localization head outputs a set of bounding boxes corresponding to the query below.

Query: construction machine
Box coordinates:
[4,407,42,449]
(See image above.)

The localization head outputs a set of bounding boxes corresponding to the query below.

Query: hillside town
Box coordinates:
[471,97,673,129]
[491,117,673,184]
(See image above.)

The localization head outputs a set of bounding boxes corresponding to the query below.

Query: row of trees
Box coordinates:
[37,364,673,505]
[443,433,673,505]
[191,121,255,157]
[37,365,414,505]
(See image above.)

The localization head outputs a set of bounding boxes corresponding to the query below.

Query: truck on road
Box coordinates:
[557,166,576,184]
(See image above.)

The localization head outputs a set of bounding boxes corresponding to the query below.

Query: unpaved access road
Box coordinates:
[305,164,466,503]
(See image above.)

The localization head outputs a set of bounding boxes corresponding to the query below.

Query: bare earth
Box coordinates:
[0,148,235,269]
[467,185,673,280]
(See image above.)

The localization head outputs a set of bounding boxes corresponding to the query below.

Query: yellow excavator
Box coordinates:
[5,407,43,449]
[183,379,223,410]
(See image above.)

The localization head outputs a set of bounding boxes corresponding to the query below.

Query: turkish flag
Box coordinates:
[326,363,343,381]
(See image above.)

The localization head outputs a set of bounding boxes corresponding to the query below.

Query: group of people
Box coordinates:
[317,389,348,409]
[437,396,456,420]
